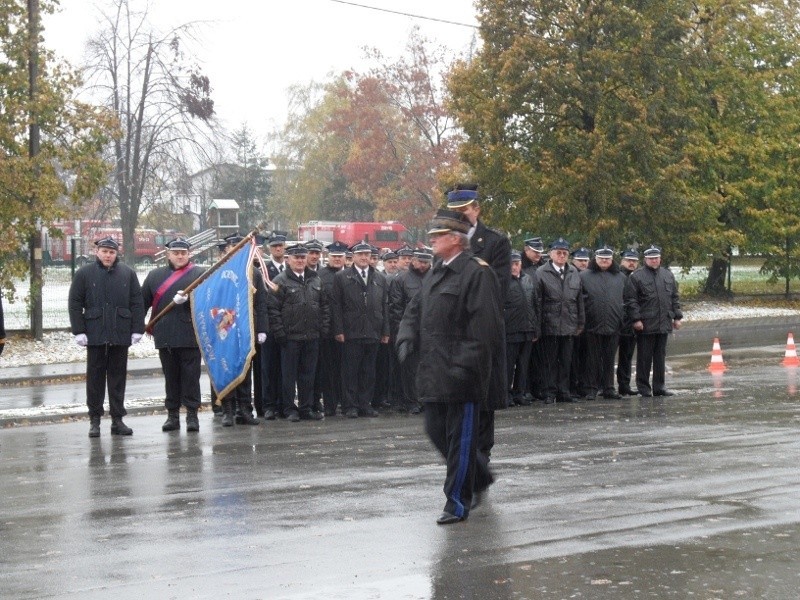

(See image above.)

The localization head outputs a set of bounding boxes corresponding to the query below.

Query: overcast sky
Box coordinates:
[43,0,479,142]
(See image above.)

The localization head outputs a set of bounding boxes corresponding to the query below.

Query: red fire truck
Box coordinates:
[44,221,184,265]
[297,221,408,250]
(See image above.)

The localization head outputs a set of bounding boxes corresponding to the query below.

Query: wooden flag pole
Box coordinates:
[145,228,260,334]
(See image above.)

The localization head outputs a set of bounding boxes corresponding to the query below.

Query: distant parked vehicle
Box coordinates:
[297,220,408,250]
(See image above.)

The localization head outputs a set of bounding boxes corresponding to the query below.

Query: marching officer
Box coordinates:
[268,244,329,421]
[69,236,145,438]
[447,183,509,503]
[330,241,390,418]
[141,237,205,432]
[396,209,502,524]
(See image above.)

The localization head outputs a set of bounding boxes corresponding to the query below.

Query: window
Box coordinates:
[374,230,399,242]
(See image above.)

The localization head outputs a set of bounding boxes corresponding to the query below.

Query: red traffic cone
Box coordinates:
[782,332,800,367]
[708,338,727,373]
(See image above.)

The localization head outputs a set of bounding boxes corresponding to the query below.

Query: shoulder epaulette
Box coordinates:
[472,257,490,267]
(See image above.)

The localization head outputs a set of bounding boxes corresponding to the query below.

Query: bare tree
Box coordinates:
[82,0,216,264]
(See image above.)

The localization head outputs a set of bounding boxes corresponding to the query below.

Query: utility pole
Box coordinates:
[28,0,43,340]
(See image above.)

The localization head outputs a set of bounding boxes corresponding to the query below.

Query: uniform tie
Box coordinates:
[361,269,368,284]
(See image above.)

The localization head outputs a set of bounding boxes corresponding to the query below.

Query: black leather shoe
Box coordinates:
[111,417,133,436]
[186,410,200,432]
[361,408,380,417]
[410,405,422,415]
[619,388,636,396]
[162,411,180,432]
[471,491,484,510]
[543,397,556,405]
[436,512,465,525]
[286,412,301,422]
[345,408,359,418]
[264,409,277,420]
[237,412,260,425]
[639,391,652,397]
[88,417,100,438]
[603,391,622,399]
[654,389,675,396]
[300,411,324,421]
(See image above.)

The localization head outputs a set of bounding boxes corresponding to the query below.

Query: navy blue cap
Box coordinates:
[446,183,479,209]
[524,237,544,252]
[326,241,349,255]
[510,251,522,262]
[223,232,244,246]
[413,248,433,261]
[594,245,614,258]
[95,236,119,251]
[572,247,590,259]
[382,251,398,261]
[643,245,662,258]
[621,248,639,260]
[268,234,287,246]
[286,243,309,256]
[254,234,268,246]
[351,241,372,253]
[396,246,414,257]
[550,237,570,251]
[305,239,324,252]
[370,245,380,256]
[165,237,191,250]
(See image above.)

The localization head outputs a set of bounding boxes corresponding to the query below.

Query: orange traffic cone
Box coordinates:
[783,332,800,367]
[708,338,727,372]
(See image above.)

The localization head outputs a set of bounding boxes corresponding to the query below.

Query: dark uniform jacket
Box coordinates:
[388,265,428,334]
[318,265,342,339]
[522,256,548,280]
[141,263,207,349]
[396,251,502,405]
[619,265,637,336]
[624,265,683,334]
[470,220,511,302]
[505,273,539,341]
[331,265,389,341]
[534,262,585,336]
[580,260,626,336]
[268,268,329,341]
[68,257,145,346]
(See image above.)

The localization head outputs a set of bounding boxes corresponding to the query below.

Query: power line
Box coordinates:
[327,0,478,29]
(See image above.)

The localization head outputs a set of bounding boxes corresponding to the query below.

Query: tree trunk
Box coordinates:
[703,257,729,297]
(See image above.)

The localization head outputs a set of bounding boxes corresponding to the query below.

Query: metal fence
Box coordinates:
[3,259,800,333]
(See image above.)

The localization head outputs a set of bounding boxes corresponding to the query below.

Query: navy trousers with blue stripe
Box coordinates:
[425,401,482,518]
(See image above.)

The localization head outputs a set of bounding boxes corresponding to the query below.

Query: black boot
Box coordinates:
[186,408,200,432]
[88,416,101,438]
[110,416,133,436]
[162,409,180,432]
[221,399,234,427]
[236,401,260,425]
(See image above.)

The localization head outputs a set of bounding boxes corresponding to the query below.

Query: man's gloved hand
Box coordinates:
[75,334,88,347]
[131,333,143,345]
[173,291,188,305]
[257,332,267,344]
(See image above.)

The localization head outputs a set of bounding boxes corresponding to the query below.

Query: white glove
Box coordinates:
[173,291,188,305]
[131,333,143,345]
[257,332,267,344]
[75,334,88,347]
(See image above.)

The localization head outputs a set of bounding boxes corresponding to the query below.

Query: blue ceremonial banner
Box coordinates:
[191,242,256,400]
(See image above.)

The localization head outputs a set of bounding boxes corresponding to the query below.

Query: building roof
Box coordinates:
[209,199,239,210]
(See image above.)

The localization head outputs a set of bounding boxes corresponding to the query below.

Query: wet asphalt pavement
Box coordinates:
[4,328,800,598]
